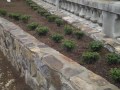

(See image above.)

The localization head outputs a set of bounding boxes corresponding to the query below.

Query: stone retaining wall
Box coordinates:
[0,17,119,90]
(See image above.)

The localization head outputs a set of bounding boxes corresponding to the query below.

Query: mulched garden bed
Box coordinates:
[0,0,120,88]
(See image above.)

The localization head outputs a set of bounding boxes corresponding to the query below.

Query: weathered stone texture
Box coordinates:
[0,17,119,90]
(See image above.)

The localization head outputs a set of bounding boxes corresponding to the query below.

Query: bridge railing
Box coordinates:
[42,0,120,38]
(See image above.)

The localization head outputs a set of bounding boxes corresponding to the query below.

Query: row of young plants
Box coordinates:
[0,9,30,23]
[25,0,64,27]
[1,0,120,82]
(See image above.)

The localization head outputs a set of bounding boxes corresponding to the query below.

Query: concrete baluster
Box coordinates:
[68,2,71,12]
[62,1,65,9]
[79,6,85,18]
[60,1,64,9]
[85,7,92,20]
[64,1,67,10]
[90,9,98,23]
[74,4,79,15]
[78,5,82,16]
[70,3,75,13]
[66,2,69,11]
[98,10,103,26]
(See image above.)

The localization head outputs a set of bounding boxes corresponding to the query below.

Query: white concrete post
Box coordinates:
[7,0,11,2]
[56,0,60,10]
[102,11,117,38]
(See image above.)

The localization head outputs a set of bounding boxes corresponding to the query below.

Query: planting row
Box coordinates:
[0,0,120,83]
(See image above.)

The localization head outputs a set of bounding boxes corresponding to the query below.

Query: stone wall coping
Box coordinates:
[0,16,119,90]
[65,0,120,14]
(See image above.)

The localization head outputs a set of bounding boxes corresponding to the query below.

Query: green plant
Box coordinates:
[55,18,64,26]
[110,68,120,82]
[20,15,30,23]
[106,53,120,64]
[64,25,73,35]
[89,41,103,52]
[51,34,63,43]
[8,13,21,20]
[82,52,99,64]
[38,9,47,16]
[28,1,33,5]
[27,22,39,30]
[43,12,51,18]
[36,26,49,35]
[0,9,7,16]
[26,0,32,4]
[30,4,38,10]
[32,6,38,10]
[62,40,76,51]
[47,15,57,22]
[74,31,84,39]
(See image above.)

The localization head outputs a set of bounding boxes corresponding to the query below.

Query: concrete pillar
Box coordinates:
[7,0,11,2]
[102,11,117,38]
[56,0,60,10]
[114,15,120,38]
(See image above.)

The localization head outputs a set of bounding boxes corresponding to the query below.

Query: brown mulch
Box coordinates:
[0,0,119,88]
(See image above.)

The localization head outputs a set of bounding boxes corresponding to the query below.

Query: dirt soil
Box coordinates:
[0,51,32,90]
[0,0,119,88]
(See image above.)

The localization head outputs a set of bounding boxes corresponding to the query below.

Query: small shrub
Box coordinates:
[30,4,38,10]
[47,15,57,22]
[74,31,84,39]
[26,0,32,4]
[82,52,99,64]
[62,40,76,51]
[55,18,64,26]
[28,1,33,5]
[38,9,47,16]
[64,25,73,35]
[8,13,21,21]
[8,13,13,18]
[51,34,63,43]
[0,9,7,16]
[110,68,120,82]
[106,53,120,64]
[33,6,38,10]
[43,12,51,18]
[36,26,49,35]
[27,22,39,30]
[89,41,103,52]
[20,15,30,23]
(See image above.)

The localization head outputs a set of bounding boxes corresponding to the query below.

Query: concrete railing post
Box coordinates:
[102,11,117,38]
[56,0,60,10]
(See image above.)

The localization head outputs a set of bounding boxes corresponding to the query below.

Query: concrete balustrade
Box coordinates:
[97,10,103,25]
[90,8,99,23]
[42,0,120,38]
